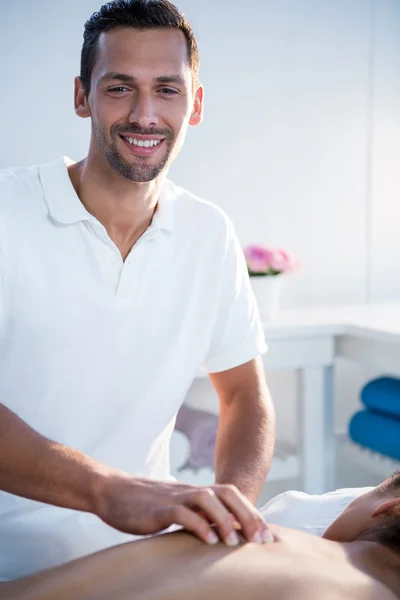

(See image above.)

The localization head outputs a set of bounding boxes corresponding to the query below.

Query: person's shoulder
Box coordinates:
[0,163,41,189]
[167,180,233,234]
[265,527,392,600]
[0,162,42,214]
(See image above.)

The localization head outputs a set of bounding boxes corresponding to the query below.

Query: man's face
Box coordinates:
[81,27,203,182]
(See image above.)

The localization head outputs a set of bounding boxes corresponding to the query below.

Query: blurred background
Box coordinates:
[1,0,399,504]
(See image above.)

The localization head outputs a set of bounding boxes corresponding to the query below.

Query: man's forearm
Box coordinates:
[0,403,111,513]
[214,390,275,504]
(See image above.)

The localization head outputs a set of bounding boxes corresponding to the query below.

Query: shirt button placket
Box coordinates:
[116,251,139,300]
[116,234,156,299]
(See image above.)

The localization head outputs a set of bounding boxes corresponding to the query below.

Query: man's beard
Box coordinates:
[93,122,173,183]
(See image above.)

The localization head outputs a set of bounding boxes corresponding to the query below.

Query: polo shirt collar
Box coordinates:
[39,156,91,225]
[39,156,175,233]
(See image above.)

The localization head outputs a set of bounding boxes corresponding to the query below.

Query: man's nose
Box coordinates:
[128,92,159,129]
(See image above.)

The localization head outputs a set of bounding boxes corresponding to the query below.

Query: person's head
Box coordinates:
[74,0,203,183]
[323,471,400,555]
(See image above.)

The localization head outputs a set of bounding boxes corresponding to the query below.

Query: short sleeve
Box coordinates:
[203,219,267,374]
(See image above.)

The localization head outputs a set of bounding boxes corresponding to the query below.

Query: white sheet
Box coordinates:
[260,487,375,537]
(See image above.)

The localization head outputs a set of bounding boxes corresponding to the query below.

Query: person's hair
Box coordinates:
[80,0,200,97]
[362,471,400,554]
[378,470,400,496]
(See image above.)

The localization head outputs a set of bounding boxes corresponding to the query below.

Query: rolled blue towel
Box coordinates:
[361,377,400,420]
[349,410,400,461]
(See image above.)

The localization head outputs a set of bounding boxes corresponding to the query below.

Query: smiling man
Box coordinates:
[0,0,275,580]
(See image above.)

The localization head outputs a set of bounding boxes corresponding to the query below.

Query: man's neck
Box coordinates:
[345,540,400,598]
[68,154,166,259]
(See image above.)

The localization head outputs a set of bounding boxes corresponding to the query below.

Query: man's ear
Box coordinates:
[372,497,400,518]
[74,76,91,119]
[189,84,204,127]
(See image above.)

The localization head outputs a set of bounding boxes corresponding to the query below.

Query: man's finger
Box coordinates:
[184,488,240,546]
[168,505,220,546]
[195,510,241,530]
[213,484,272,544]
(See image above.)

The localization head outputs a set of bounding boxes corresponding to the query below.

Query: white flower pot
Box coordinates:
[250,275,281,325]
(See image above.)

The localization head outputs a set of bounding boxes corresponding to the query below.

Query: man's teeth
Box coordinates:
[125,137,162,148]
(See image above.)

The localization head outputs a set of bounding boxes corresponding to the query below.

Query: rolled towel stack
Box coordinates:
[175,405,219,470]
[349,377,400,462]
[361,377,400,419]
[350,411,400,462]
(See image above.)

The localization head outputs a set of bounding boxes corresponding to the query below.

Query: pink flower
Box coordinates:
[244,244,300,275]
[270,248,300,273]
[244,245,275,274]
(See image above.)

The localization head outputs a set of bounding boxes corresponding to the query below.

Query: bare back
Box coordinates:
[1,526,397,600]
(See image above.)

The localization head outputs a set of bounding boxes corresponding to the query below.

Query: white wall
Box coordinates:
[174,0,371,308]
[369,0,400,301]
[1,1,399,454]
[333,0,400,446]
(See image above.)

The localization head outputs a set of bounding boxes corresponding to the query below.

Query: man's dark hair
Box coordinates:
[379,470,400,496]
[363,471,400,554]
[80,0,200,96]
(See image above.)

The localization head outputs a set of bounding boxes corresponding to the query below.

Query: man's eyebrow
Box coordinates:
[98,72,187,87]
[98,72,136,84]
[154,75,187,87]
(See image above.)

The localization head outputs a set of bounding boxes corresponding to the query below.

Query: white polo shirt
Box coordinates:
[0,156,267,578]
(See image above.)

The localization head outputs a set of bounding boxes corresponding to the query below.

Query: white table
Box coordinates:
[263,303,400,494]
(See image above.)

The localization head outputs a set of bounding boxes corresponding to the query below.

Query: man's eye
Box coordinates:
[109,86,129,93]
[159,88,179,95]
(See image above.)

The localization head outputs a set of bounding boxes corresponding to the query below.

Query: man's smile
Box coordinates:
[119,134,166,156]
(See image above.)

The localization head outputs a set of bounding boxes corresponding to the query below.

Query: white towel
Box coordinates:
[260,487,375,537]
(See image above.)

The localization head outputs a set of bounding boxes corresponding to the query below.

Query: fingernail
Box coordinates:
[262,529,275,544]
[226,531,240,547]
[252,531,262,545]
[207,531,219,545]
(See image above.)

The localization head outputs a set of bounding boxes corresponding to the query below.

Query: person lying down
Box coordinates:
[1,472,399,600]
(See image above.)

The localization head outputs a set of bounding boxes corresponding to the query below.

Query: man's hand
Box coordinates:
[0,404,273,547]
[95,471,273,546]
